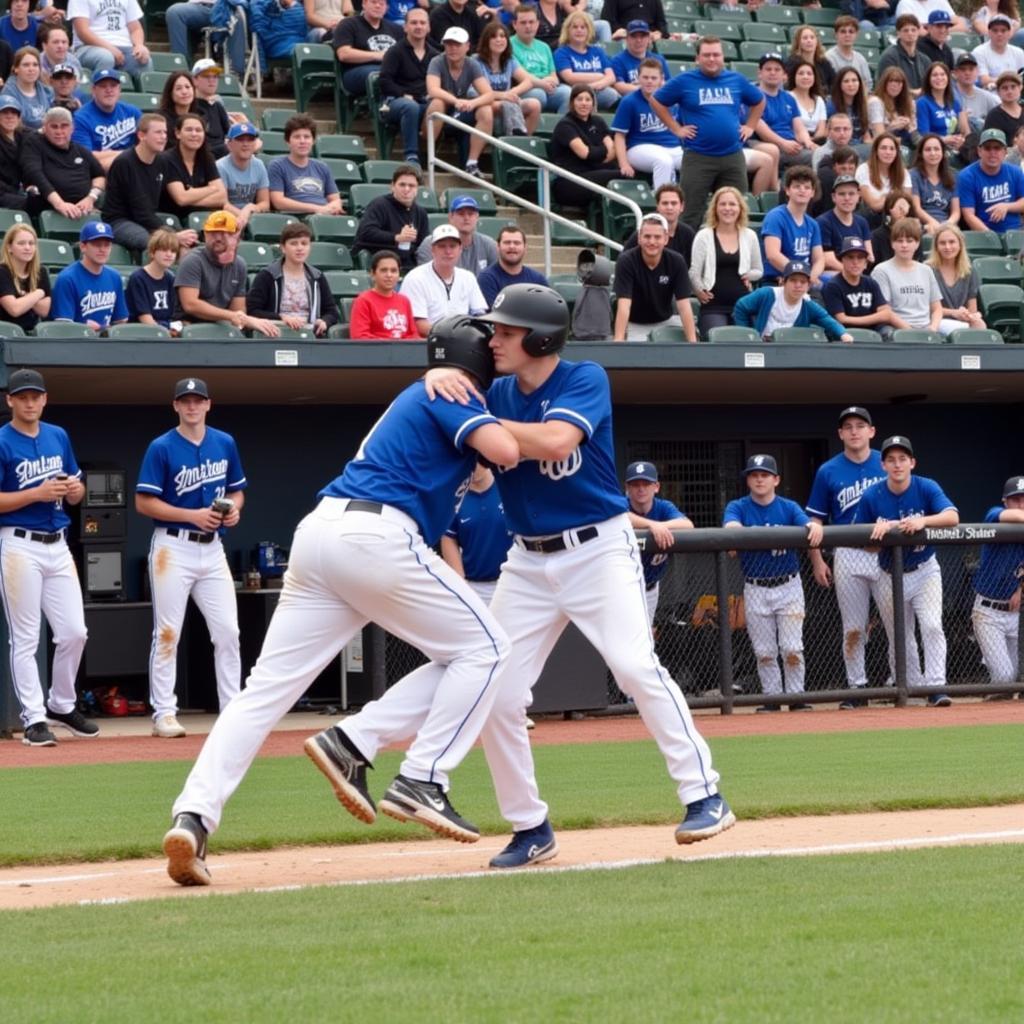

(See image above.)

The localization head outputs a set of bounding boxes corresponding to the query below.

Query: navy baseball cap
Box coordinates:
[782,260,811,279]
[927,9,952,24]
[174,377,209,400]
[227,122,259,140]
[838,405,872,425]
[744,454,779,476]
[1003,475,1024,498]
[625,461,658,482]
[881,435,913,457]
[79,221,114,243]
[92,68,121,85]
[626,19,650,33]
[0,95,21,112]
[449,195,479,212]
[955,52,979,67]
[50,63,78,78]
[838,237,868,257]
[7,368,46,394]
[759,51,785,67]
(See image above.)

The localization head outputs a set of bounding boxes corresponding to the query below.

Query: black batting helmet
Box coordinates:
[481,284,569,357]
[427,316,496,389]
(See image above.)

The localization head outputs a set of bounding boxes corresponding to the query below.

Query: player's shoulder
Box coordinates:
[984,505,1004,524]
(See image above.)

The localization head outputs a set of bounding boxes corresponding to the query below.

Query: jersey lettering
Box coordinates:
[538,447,583,481]
[173,458,230,496]
[699,86,735,104]
[981,182,1011,205]
[15,455,63,489]
[835,475,884,517]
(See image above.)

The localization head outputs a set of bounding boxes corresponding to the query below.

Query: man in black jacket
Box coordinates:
[916,10,955,71]
[352,163,430,272]
[19,106,104,219]
[379,7,439,166]
[429,0,486,49]
[601,0,668,40]
[0,96,26,210]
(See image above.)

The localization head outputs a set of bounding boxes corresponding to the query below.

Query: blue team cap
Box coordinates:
[227,121,260,140]
[625,461,658,483]
[92,68,121,85]
[626,19,650,33]
[449,195,479,212]
[743,454,779,476]
[0,95,21,112]
[881,435,913,458]
[79,221,114,243]
[782,260,811,279]
[927,9,952,24]
[174,377,210,400]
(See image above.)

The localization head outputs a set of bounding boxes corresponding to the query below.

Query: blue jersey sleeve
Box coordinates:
[61,428,80,480]
[723,498,743,525]
[225,435,247,492]
[541,361,608,442]
[920,476,957,515]
[783,497,810,527]
[806,465,831,520]
[426,393,498,453]
[50,269,77,322]
[136,439,167,495]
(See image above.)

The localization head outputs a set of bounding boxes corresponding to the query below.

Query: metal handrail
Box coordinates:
[425,111,643,278]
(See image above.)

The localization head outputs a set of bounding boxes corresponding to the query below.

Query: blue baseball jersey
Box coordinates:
[51,262,128,328]
[761,205,823,281]
[322,382,498,545]
[486,359,628,536]
[136,426,247,532]
[956,160,1024,233]
[806,450,886,525]
[610,89,681,150]
[723,494,808,579]
[0,421,80,532]
[72,100,142,153]
[630,495,685,587]
[444,481,513,582]
[853,475,957,570]
[974,506,1024,600]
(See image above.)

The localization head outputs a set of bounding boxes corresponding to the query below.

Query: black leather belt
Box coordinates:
[883,561,922,575]
[748,573,796,588]
[519,526,598,553]
[13,528,63,544]
[345,500,384,514]
[979,597,1013,612]
[646,580,658,592]
[166,527,215,544]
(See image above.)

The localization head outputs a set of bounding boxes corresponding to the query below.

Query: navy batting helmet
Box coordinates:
[481,284,570,357]
[427,316,496,389]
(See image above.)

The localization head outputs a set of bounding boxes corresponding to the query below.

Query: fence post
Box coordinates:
[891,545,908,707]
[715,550,734,715]
[369,623,387,700]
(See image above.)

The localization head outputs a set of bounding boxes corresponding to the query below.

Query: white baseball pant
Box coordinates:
[626,144,683,189]
[0,528,87,728]
[832,547,882,690]
[147,527,241,720]
[645,581,659,625]
[743,574,806,696]
[468,578,498,606]
[874,557,945,689]
[971,594,1018,685]
[173,498,509,833]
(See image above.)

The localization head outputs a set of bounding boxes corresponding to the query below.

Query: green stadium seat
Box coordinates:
[963,231,1004,256]
[707,326,762,343]
[222,95,256,122]
[947,328,1003,344]
[741,22,788,43]
[648,325,690,343]
[138,70,170,94]
[770,326,828,343]
[979,283,1024,341]
[292,43,336,112]
[316,135,368,163]
[891,328,945,344]
[149,51,188,73]
[261,108,294,132]
[38,211,100,242]
[974,256,1022,284]
[363,159,406,184]
[258,131,289,156]
[349,183,391,214]
[1001,229,1024,255]
[219,75,244,97]
[328,322,351,338]
[154,212,182,230]
[603,178,655,242]
[694,19,744,39]
[36,239,74,271]
[306,242,353,269]
[845,328,884,343]
[106,323,171,339]
[366,71,399,162]
[0,321,26,336]
[657,39,699,59]
[801,7,840,25]
[236,241,277,268]
[732,60,760,82]
[755,5,801,24]
[246,213,301,242]
[308,214,359,244]
[493,135,548,196]
[417,187,440,212]
[739,40,777,61]
[476,217,514,241]
[0,209,30,234]
[321,158,365,201]
[120,91,160,110]
[179,323,245,339]
[34,322,95,338]
[335,65,372,133]
[325,270,370,297]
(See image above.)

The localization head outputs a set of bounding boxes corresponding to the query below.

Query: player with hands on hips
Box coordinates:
[136,377,247,739]
[854,435,959,707]
[0,369,94,747]
[426,283,736,867]
[163,320,518,886]
[724,454,823,712]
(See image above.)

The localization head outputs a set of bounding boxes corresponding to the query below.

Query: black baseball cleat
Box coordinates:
[304,726,376,823]
[22,722,57,746]
[379,775,480,843]
[46,707,99,737]
[163,812,211,887]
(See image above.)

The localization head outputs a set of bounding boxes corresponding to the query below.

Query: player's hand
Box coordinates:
[221,506,241,528]
[192,507,224,533]
[65,478,85,502]
[813,561,832,587]
[806,521,824,548]
[38,476,70,501]
[869,517,892,542]
[648,521,675,550]
[424,366,482,404]
[897,514,924,534]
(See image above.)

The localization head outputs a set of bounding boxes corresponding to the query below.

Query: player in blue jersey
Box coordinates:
[972,476,1024,698]
[854,435,959,706]
[425,283,735,866]
[162,320,519,886]
[136,377,247,739]
[624,460,692,625]
[724,455,823,712]
[0,369,94,747]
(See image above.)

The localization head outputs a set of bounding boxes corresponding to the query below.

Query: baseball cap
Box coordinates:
[0,95,21,113]
[1003,475,1024,498]
[92,68,120,85]
[955,52,979,67]
[989,12,1012,26]
[227,122,260,140]
[759,51,785,67]
[192,58,223,76]
[743,454,779,476]
[79,221,114,243]
[640,212,669,230]
[50,63,77,78]
[174,377,210,400]
[832,174,859,193]
[203,210,238,233]
[7,368,46,394]
[449,195,479,212]
[838,405,872,426]
[625,461,658,483]
[838,237,868,257]
[926,9,952,24]
[782,259,811,279]
[431,224,461,244]
[881,435,913,458]
[980,127,1008,147]
[626,19,650,33]
[442,26,469,43]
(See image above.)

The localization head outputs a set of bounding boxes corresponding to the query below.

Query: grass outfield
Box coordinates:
[2,725,1022,866]
[1,845,1022,1023]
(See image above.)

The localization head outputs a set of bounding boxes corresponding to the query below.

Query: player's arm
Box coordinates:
[219,488,245,527]
[612,296,632,341]
[675,295,698,343]
[0,477,72,512]
[762,234,788,275]
[465,422,520,469]
[959,205,986,232]
[806,515,832,585]
[440,535,465,577]
[896,505,958,534]
[135,493,225,533]
[998,508,1024,523]
[497,418,582,462]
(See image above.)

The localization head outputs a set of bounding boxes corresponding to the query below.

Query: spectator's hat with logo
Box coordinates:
[50,63,77,78]
[174,377,210,400]
[203,210,238,233]
[192,58,223,76]
[431,224,461,244]
[449,195,479,212]
[79,221,114,243]
[781,259,811,278]
[92,68,121,84]
[955,52,978,67]
[881,435,913,457]
[838,405,872,426]
[0,95,21,112]
[441,26,470,43]
[832,174,859,193]
[926,9,952,24]
[979,127,1008,147]
[625,461,658,482]
[838,236,868,257]
[743,454,779,475]
[626,20,650,34]
[7,369,46,394]
[227,122,260,140]
[758,51,785,67]
[1003,475,1024,498]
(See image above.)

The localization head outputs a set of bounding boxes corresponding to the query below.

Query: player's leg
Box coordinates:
[189,545,242,711]
[833,548,873,689]
[875,570,923,688]
[971,599,1015,685]
[909,562,947,690]
[744,583,783,698]
[38,543,88,715]
[645,581,659,626]
[774,578,807,696]
[0,535,48,729]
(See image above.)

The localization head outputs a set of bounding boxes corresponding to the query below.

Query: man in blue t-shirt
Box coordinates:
[267,114,345,216]
[50,221,129,331]
[958,127,1024,233]
[477,225,549,309]
[610,20,669,95]
[753,52,814,170]
[71,68,141,172]
[761,164,825,286]
[817,176,873,273]
[217,122,270,233]
[649,36,764,229]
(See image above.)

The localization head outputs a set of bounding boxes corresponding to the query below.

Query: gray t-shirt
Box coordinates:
[932,265,980,311]
[415,230,498,273]
[426,54,487,99]
[216,154,270,207]
[872,258,941,327]
[173,246,248,320]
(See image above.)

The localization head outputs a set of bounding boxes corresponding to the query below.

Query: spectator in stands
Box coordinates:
[916,10,955,69]
[512,4,569,114]
[841,0,894,30]
[827,67,871,145]
[787,26,835,95]
[813,111,855,170]
[601,0,668,40]
[126,228,180,332]
[161,112,226,227]
[958,126,1024,232]
[972,0,1021,39]
[191,59,235,159]
[870,216,941,329]
[379,7,438,166]
[165,0,247,77]
[158,70,201,132]
[826,16,873,90]
[173,209,279,334]
[611,58,681,188]
[39,24,82,84]
[20,105,104,218]
[650,36,765,230]
[610,20,666,96]
[0,95,26,210]
[550,82,617,207]
[952,53,998,134]
[51,220,128,331]
[415,193,497,271]
[909,133,959,230]
[815,144,859,215]
[352,163,429,271]
[915,61,967,151]
[821,236,906,339]
[249,0,313,68]
[789,60,828,145]
[477,224,548,307]
[304,0,347,42]
[68,0,153,79]
[613,212,696,342]
[564,0,613,44]
[973,14,1024,87]
[877,15,930,93]
[867,67,917,146]
[425,26,493,178]
[689,186,762,336]
[0,223,51,332]
[761,164,825,287]
[477,20,541,136]
[928,223,986,335]
[1,46,54,129]
[856,131,909,219]
[532,0,566,50]
[818,174,874,271]
[71,68,141,173]
[429,0,486,49]
[50,63,88,113]
[755,52,815,170]
[553,11,618,111]
[246,222,340,337]
[399,222,486,335]
[348,248,419,339]
[333,0,401,98]
[218,122,270,232]
[268,113,345,215]
[0,0,39,54]
[895,0,966,31]
[982,70,1024,142]
[1007,120,1024,162]
[868,188,916,265]
[622,183,693,263]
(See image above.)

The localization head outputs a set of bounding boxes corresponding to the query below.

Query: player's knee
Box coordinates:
[59,624,88,649]
[757,654,777,667]
[783,650,803,668]
[843,629,862,657]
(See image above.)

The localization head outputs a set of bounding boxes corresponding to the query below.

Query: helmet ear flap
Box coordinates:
[522,330,557,357]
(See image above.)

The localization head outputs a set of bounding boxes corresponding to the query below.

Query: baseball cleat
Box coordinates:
[839,697,868,710]
[379,775,480,843]
[789,702,813,712]
[304,726,376,823]
[163,812,211,886]
[489,820,559,869]
[927,693,952,707]
[22,722,57,747]
[675,794,736,845]
[46,707,99,737]
[152,714,186,738]
[755,705,781,713]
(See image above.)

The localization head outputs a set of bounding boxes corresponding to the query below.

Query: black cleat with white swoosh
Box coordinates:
[379,774,480,843]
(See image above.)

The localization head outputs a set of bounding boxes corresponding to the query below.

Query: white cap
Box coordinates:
[431,224,461,244]
[191,58,223,76]
[442,26,470,43]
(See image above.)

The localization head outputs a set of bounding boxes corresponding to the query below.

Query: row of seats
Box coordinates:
[656,325,1010,344]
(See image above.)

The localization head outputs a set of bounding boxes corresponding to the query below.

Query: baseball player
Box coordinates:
[162,319,518,886]
[0,369,94,747]
[624,460,693,625]
[724,455,823,712]
[136,378,247,739]
[971,476,1024,696]
[854,435,959,707]
[424,284,735,867]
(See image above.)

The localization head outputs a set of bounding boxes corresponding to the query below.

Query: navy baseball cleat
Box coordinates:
[46,707,99,737]
[22,722,57,747]
[304,726,376,823]
[927,693,952,707]
[675,794,736,845]
[163,812,211,886]
[379,775,480,843]
[489,820,559,869]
